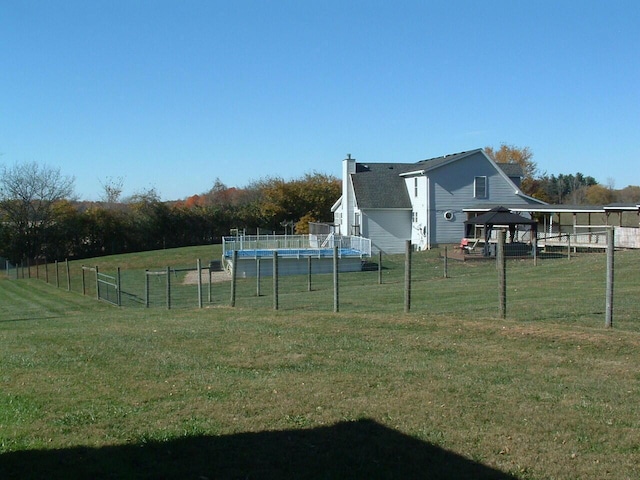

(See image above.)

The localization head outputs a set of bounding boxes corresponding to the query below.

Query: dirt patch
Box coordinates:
[183,270,231,285]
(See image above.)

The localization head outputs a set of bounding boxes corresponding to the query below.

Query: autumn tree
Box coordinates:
[485,144,538,196]
[258,173,340,233]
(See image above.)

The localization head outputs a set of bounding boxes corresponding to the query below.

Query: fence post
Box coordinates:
[45,259,49,283]
[378,250,382,285]
[497,230,506,319]
[208,266,212,304]
[230,251,237,307]
[605,227,614,328]
[117,267,122,306]
[66,259,71,291]
[166,266,171,310]
[273,251,279,311]
[55,260,60,288]
[404,240,411,313]
[197,259,203,308]
[81,265,86,295]
[333,246,339,313]
[95,266,100,300]
[145,270,150,308]
[533,232,538,267]
[256,258,261,297]
[443,246,448,278]
[307,256,312,292]
[567,234,571,261]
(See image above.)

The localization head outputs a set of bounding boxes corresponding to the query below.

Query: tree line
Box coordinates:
[3,148,639,264]
[0,163,340,264]
[484,144,640,205]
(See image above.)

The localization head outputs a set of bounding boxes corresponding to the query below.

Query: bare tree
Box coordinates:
[0,162,75,259]
[99,176,124,204]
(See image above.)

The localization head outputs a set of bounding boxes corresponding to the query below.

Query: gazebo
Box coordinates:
[464,206,538,256]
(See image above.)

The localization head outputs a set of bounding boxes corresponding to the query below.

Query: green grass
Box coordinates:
[1,246,639,479]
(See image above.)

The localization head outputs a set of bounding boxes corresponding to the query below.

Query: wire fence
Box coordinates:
[4,233,639,331]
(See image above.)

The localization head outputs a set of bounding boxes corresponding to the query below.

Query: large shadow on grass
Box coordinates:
[1,419,516,479]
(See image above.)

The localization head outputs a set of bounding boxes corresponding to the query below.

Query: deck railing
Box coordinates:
[222,234,372,258]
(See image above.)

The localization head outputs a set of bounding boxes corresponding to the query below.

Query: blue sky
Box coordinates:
[2,1,638,201]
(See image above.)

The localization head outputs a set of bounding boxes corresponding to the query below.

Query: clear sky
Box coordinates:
[2,0,638,201]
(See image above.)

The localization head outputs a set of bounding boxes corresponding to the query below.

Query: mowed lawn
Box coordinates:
[1,247,639,479]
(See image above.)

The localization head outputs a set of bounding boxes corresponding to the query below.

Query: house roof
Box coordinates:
[351,163,414,209]
[496,163,524,178]
[415,149,481,171]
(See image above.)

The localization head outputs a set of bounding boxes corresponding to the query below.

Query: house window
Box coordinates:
[414,178,418,197]
[412,211,418,223]
[474,176,487,199]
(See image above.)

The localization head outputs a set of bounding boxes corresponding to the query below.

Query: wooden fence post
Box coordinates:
[95,266,100,300]
[116,267,122,306]
[197,259,203,308]
[443,246,449,278]
[66,259,71,291]
[230,251,238,307]
[333,246,339,313]
[404,240,412,313]
[55,260,60,288]
[497,230,506,319]
[145,270,150,308]
[166,266,171,310]
[605,227,614,328]
[256,258,261,297]
[273,251,279,310]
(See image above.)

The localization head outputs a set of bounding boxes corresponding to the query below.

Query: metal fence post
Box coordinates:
[66,259,71,291]
[81,265,86,295]
[307,256,312,292]
[378,251,382,285]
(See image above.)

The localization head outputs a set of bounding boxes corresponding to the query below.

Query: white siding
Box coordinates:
[362,209,412,254]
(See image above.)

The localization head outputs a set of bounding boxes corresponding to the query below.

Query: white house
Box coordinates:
[331,149,546,254]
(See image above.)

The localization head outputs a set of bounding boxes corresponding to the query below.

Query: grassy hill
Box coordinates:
[1,246,639,479]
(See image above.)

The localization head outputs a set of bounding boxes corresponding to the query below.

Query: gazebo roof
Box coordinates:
[464,206,537,226]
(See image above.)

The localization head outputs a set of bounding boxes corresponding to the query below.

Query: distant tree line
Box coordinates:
[484,144,640,205]
[3,149,639,264]
[0,163,340,264]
